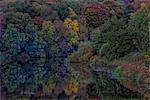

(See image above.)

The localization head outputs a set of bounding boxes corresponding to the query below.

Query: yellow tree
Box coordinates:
[42,80,55,95]
[41,21,56,42]
[42,21,55,33]
[64,79,80,96]
[64,18,79,45]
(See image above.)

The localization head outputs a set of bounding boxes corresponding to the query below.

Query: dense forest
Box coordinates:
[0,0,150,99]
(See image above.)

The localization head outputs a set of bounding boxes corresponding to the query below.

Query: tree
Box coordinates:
[127,3,150,52]
[51,0,69,20]
[82,2,109,28]
[66,42,95,83]
[64,18,79,45]
[64,18,79,33]
[42,80,55,95]
[32,17,44,25]
[0,24,21,54]
[54,20,67,34]
[6,12,32,32]
[68,7,77,18]
[67,0,81,15]
[93,17,135,59]
[1,17,62,94]
[103,0,123,18]
[0,24,45,92]
[64,79,80,95]
[86,83,100,99]
[6,1,39,17]
[92,3,150,59]
[42,21,55,33]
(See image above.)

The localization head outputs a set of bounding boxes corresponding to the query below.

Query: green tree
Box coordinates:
[6,12,32,32]
[51,0,69,20]
[6,1,39,17]
[127,3,150,52]
[67,0,81,15]
[93,17,135,59]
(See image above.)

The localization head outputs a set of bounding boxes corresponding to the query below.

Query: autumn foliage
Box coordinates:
[0,0,150,99]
